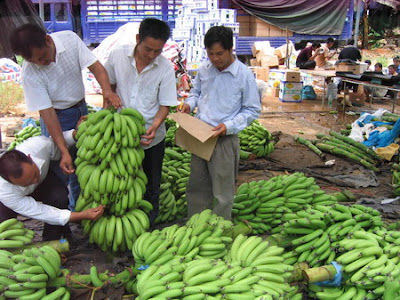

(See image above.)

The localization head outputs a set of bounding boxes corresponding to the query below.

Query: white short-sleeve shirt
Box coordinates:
[104,42,177,149]
[22,31,97,111]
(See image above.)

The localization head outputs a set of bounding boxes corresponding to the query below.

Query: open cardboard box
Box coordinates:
[169,112,219,161]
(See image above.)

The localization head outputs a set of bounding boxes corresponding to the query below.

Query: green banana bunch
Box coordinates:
[239,120,275,157]
[74,108,152,252]
[232,173,337,235]
[309,284,367,300]
[165,125,177,147]
[0,218,35,249]
[0,245,67,300]
[392,163,400,196]
[8,126,41,150]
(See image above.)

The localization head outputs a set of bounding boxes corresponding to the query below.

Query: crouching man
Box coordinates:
[0,128,104,241]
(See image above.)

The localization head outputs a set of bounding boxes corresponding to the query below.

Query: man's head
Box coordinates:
[374,62,382,72]
[0,150,40,187]
[135,18,170,65]
[311,42,321,51]
[347,39,355,46]
[393,56,400,66]
[388,64,397,75]
[365,59,371,67]
[326,38,335,49]
[10,24,55,66]
[204,26,234,71]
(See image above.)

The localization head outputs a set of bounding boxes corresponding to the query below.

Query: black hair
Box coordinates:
[0,150,32,182]
[347,39,355,45]
[327,37,334,44]
[10,23,47,59]
[364,59,371,64]
[138,18,170,43]
[389,64,396,69]
[204,26,233,50]
[312,42,321,48]
[375,62,382,68]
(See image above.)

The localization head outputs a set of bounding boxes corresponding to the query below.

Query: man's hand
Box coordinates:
[212,123,227,137]
[178,103,191,113]
[140,125,157,146]
[84,205,105,220]
[60,152,74,175]
[103,89,122,109]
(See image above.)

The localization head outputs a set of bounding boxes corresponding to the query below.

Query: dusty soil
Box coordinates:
[3,92,400,299]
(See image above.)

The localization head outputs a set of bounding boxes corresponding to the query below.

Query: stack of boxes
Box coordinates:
[279,71,302,102]
[172,0,239,64]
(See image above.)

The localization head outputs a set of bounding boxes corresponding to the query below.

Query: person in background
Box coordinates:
[393,56,400,73]
[315,38,336,68]
[179,26,261,220]
[9,24,122,211]
[338,39,361,62]
[296,42,322,70]
[364,63,387,101]
[364,59,373,71]
[104,18,177,224]
[388,64,398,76]
[0,126,104,241]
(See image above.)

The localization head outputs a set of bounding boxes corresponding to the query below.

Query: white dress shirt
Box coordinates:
[22,31,97,111]
[0,131,75,225]
[104,42,177,149]
[185,59,261,135]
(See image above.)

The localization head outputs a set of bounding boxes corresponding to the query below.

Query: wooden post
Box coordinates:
[302,265,337,284]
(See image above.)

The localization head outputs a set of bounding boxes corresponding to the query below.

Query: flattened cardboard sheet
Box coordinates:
[169,113,218,161]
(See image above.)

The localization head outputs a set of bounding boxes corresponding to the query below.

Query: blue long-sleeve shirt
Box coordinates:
[185,59,261,135]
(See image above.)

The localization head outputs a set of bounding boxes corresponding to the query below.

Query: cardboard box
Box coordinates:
[271,87,279,97]
[250,58,260,66]
[335,64,362,74]
[283,71,301,82]
[252,67,270,81]
[348,92,366,106]
[252,41,271,57]
[260,55,279,67]
[169,113,218,161]
[279,81,303,102]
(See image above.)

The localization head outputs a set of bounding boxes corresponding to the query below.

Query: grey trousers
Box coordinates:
[186,134,239,220]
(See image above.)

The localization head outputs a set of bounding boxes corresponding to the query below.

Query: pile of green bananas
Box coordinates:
[0,218,35,249]
[131,233,302,300]
[232,173,337,234]
[392,163,400,196]
[239,120,275,157]
[132,210,233,269]
[0,245,68,299]
[8,126,41,150]
[74,108,152,252]
[277,204,383,268]
[156,147,191,224]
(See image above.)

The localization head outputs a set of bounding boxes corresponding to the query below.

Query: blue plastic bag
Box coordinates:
[302,85,317,100]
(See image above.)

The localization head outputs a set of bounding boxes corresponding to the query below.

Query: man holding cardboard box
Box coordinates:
[179,26,260,220]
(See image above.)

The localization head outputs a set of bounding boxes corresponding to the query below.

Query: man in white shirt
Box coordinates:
[10,24,122,210]
[180,26,261,220]
[0,130,104,241]
[104,18,177,224]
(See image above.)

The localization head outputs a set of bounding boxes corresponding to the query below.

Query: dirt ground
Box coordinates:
[2,90,400,299]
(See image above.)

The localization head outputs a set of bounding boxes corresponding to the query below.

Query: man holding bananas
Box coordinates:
[179,26,260,220]
[0,129,104,241]
[104,18,177,224]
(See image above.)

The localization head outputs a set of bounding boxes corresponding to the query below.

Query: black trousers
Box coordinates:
[142,139,165,224]
[0,170,70,241]
[297,60,316,70]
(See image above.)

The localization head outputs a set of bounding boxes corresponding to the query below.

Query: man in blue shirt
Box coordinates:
[179,26,261,220]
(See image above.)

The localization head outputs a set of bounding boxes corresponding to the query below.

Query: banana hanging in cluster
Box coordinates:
[8,126,41,150]
[392,163,400,196]
[0,218,35,249]
[75,108,151,252]
[239,120,275,157]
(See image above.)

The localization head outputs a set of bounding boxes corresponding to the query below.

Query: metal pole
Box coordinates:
[353,0,363,46]
[39,0,44,21]
[285,27,289,69]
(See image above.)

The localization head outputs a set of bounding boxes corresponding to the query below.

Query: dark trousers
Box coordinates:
[142,139,165,224]
[40,101,88,211]
[0,170,70,241]
[297,60,316,70]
